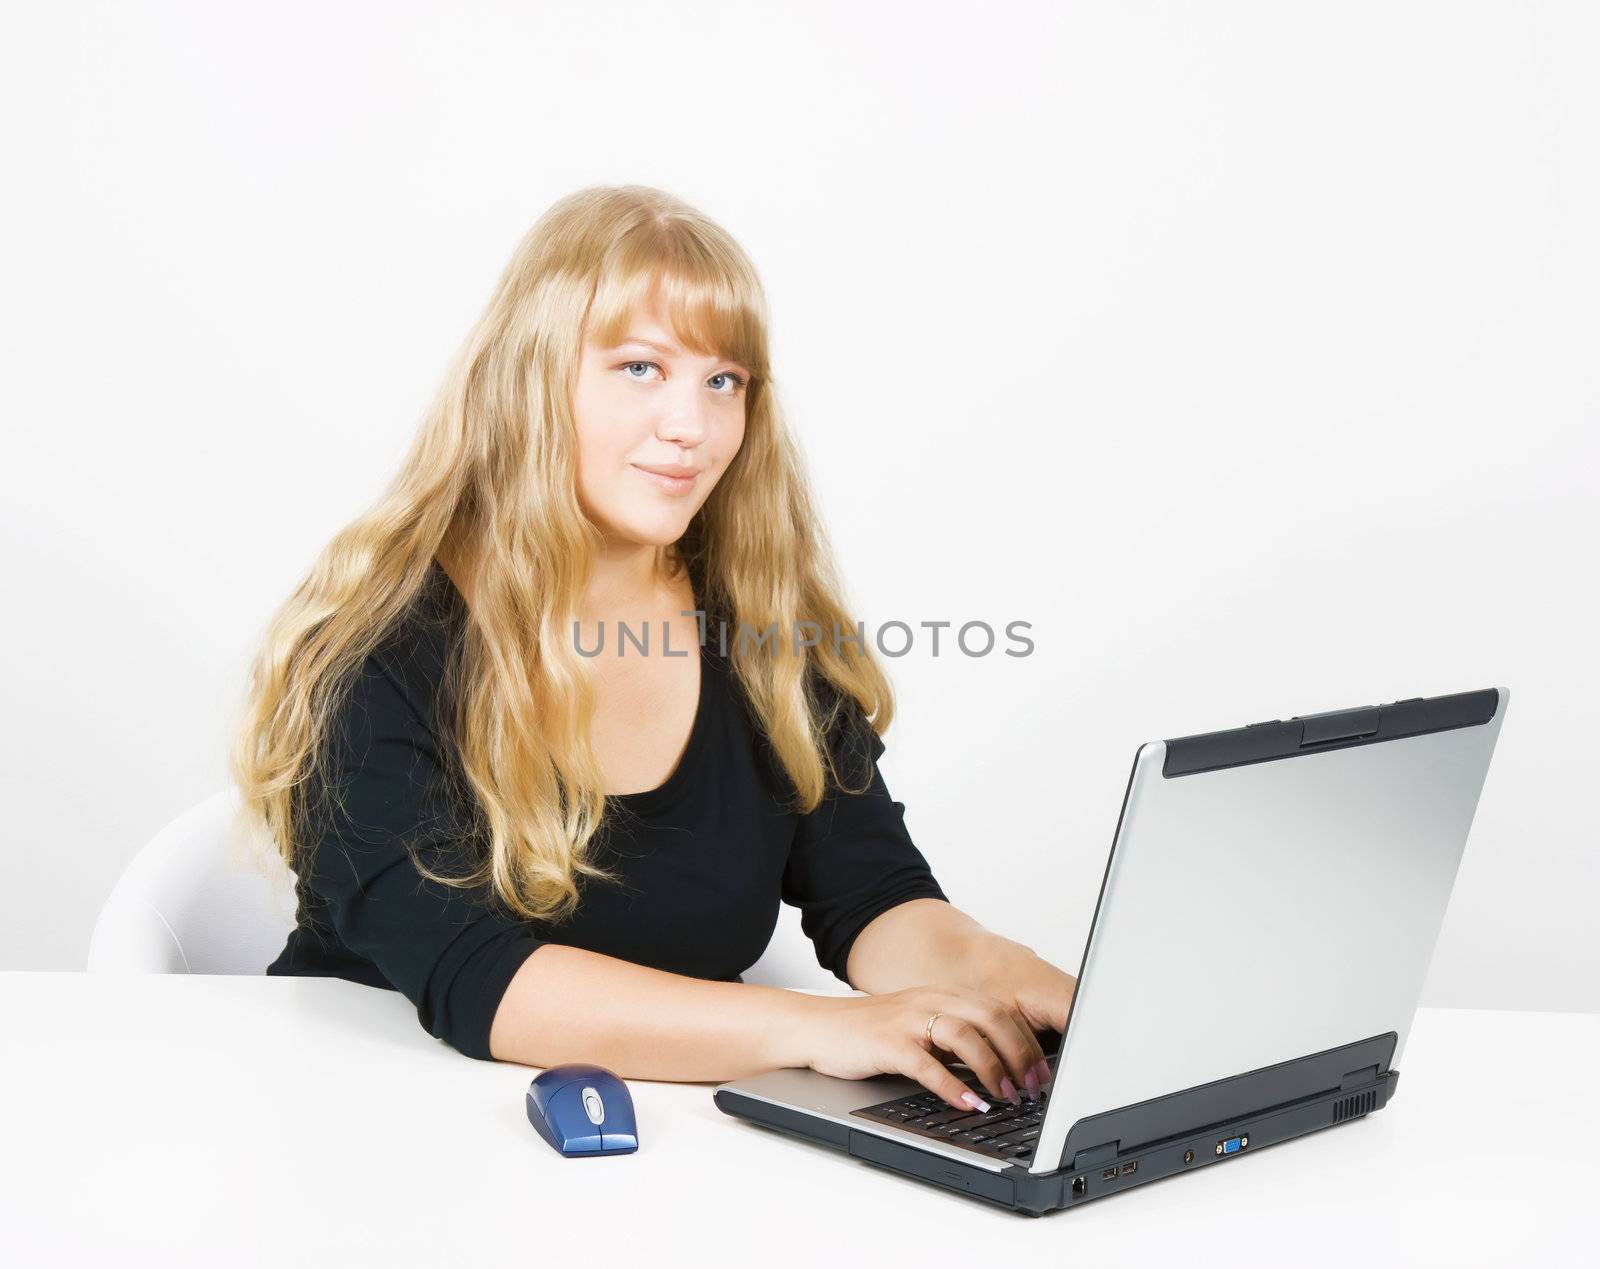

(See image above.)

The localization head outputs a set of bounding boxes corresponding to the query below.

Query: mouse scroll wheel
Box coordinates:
[581,1087,606,1125]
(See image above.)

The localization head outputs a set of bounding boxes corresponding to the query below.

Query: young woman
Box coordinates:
[232,184,1077,1114]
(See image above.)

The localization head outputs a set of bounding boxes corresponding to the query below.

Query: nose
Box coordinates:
[654,381,713,448]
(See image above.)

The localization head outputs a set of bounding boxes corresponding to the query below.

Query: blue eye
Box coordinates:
[620,361,746,394]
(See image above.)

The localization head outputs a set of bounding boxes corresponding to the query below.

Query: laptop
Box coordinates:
[713,687,1508,1216]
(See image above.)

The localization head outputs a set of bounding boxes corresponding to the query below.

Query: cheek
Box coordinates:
[572,382,641,472]
[716,416,747,466]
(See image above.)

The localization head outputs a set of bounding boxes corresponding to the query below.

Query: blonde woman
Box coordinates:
[233,184,1078,1115]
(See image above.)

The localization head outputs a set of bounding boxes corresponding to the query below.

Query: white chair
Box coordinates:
[88,788,298,974]
[87,786,834,988]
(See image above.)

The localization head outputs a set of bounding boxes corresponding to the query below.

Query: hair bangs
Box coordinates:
[587,226,769,385]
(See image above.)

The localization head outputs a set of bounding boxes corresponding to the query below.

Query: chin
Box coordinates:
[608,513,694,547]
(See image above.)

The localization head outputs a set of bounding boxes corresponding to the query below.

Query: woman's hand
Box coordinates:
[797,986,1055,1112]
[967,937,1079,1045]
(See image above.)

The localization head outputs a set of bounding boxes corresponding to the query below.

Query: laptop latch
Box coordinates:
[1340,1064,1381,1090]
[1295,707,1381,746]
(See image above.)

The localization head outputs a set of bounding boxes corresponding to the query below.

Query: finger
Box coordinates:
[999,1003,1053,1090]
[928,1014,1013,1105]
[992,997,1052,1075]
[904,1047,995,1114]
[946,996,1047,1099]
[971,998,1050,1095]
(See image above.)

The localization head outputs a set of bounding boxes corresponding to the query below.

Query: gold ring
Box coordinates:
[924,1011,943,1049]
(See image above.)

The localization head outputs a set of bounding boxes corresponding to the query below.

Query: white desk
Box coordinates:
[0,973,1593,1267]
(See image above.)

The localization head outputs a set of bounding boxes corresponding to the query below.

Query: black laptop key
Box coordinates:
[919,1109,973,1127]
[960,1110,1018,1130]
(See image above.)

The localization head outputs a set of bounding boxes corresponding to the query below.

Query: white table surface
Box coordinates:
[0,972,1594,1267]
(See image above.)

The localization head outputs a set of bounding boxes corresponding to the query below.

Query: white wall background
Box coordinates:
[2,1,1595,1011]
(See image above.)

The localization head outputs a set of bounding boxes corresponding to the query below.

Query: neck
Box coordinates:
[580,539,686,624]
[437,529,692,628]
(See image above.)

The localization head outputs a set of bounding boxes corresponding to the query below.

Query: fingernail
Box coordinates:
[961,1091,991,1113]
[1033,1060,1053,1087]
[1024,1070,1039,1099]
[1000,1077,1020,1105]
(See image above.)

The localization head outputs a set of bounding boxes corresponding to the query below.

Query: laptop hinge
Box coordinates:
[1340,1064,1381,1090]
[1070,1141,1121,1171]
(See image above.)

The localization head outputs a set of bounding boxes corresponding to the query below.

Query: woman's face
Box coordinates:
[570,298,749,553]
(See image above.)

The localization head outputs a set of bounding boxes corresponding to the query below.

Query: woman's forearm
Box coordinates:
[844,897,1031,996]
[847,898,1078,1040]
[487,943,818,1079]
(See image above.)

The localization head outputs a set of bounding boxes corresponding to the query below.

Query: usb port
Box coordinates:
[1123,1160,1138,1175]
[1102,1166,1119,1180]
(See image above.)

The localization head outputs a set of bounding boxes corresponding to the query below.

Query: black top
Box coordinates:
[265,560,948,1060]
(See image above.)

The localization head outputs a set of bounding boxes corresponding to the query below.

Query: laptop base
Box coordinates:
[713,1033,1401,1216]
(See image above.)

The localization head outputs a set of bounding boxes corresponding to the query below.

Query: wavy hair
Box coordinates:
[229,184,897,925]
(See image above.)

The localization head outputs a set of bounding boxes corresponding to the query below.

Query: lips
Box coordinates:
[631,464,700,496]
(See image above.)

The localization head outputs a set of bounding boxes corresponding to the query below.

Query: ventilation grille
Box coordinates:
[1333,1089,1377,1123]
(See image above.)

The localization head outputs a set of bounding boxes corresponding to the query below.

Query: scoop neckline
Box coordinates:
[609,634,714,812]
[425,558,715,813]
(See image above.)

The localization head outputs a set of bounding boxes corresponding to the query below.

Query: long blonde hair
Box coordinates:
[230,184,897,925]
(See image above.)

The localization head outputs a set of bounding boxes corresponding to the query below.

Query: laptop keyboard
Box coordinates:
[851,1082,1051,1163]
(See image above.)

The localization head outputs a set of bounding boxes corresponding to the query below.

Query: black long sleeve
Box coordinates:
[272,648,548,1059]
[268,561,949,1058]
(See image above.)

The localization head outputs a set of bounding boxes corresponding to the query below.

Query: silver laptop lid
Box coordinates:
[1030,688,1508,1177]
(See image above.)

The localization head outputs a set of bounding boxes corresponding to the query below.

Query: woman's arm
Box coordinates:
[844,897,1028,995]
[847,897,1079,1039]
[488,943,815,1078]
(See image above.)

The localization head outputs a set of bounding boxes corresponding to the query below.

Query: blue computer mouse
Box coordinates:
[526,1063,639,1156]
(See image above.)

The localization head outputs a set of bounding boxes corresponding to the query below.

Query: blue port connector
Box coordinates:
[1216,1134,1248,1156]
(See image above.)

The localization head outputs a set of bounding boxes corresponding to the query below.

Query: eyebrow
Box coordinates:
[616,336,750,376]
